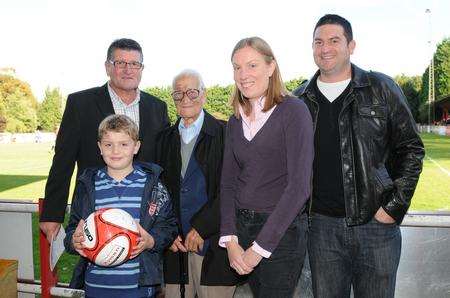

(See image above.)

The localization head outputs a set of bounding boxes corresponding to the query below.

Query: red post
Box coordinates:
[39,198,58,298]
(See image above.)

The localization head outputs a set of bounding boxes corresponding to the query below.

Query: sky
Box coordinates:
[0,0,449,100]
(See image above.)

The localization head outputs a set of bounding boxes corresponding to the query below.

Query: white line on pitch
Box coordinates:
[426,155,450,177]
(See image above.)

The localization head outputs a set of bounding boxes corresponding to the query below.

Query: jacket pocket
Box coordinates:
[373,165,394,205]
[358,105,387,135]
[358,105,386,119]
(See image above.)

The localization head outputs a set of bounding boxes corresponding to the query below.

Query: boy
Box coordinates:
[64,114,177,298]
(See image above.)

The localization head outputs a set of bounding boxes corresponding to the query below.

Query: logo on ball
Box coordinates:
[81,208,139,267]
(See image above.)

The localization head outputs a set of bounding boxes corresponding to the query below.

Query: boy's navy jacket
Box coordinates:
[64,161,178,289]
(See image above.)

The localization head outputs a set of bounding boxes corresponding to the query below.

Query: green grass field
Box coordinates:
[410,133,450,210]
[1,133,449,283]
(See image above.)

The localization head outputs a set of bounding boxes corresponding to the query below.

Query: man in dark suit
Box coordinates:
[156,70,239,297]
[40,38,170,242]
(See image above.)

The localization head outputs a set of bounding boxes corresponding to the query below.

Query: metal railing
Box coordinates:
[1,199,449,297]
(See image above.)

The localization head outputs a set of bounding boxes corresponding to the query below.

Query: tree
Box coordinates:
[37,87,63,131]
[145,77,307,123]
[419,38,450,123]
[144,86,177,123]
[0,75,38,132]
[285,77,307,92]
[395,74,422,122]
[434,37,450,97]
[0,98,6,132]
[204,85,233,120]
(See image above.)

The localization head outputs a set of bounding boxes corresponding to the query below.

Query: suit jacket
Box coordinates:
[41,84,170,222]
[156,111,240,286]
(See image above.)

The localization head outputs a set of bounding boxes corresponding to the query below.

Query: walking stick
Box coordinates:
[178,249,186,298]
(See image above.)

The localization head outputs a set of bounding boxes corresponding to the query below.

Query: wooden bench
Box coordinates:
[0,259,18,298]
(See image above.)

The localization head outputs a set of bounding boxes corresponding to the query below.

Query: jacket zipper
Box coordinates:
[338,91,360,223]
[307,92,319,227]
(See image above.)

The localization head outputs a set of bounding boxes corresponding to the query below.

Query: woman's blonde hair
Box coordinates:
[230,37,288,118]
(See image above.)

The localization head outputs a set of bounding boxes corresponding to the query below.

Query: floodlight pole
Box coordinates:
[426,9,435,126]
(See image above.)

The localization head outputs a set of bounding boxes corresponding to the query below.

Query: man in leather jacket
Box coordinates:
[293,14,424,298]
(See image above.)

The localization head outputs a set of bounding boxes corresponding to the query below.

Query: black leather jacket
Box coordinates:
[294,64,424,226]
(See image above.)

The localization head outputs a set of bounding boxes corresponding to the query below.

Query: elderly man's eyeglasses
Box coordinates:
[109,60,143,69]
[171,89,201,102]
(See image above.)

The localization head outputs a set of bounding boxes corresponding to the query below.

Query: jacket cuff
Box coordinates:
[219,235,238,248]
[148,231,162,252]
[383,192,408,224]
[251,241,271,258]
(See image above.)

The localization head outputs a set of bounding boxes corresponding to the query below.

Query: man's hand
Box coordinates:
[169,235,187,253]
[72,219,86,257]
[130,222,155,259]
[184,228,204,253]
[242,247,263,268]
[374,207,396,224]
[226,241,253,275]
[40,221,61,243]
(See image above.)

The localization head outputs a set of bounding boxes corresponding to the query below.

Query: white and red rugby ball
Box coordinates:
[82,208,139,267]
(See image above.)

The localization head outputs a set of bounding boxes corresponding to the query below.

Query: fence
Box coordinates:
[418,125,450,136]
[0,199,83,297]
[0,132,56,144]
[1,199,450,297]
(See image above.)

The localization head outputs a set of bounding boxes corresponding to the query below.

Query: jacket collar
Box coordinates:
[95,83,149,141]
[94,84,115,117]
[138,94,150,141]
[201,110,221,137]
[351,64,371,88]
[77,161,162,187]
[299,63,371,97]
[172,110,219,137]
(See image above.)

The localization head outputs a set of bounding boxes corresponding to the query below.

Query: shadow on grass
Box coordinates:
[0,175,47,192]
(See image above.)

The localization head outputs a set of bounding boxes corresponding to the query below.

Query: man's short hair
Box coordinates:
[172,69,205,90]
[106,38,143,62]
[98,114,139,142]
[314,14,353,43]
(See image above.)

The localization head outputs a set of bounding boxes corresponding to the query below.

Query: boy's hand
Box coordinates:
[184,228,204,253]
[169,235,187,253]
[130,222,155,259]
[72,219,87,257]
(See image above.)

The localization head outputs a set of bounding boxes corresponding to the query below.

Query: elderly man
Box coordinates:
[40,38,170,242]
[156,70,239,298]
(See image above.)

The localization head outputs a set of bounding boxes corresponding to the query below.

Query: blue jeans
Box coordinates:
[236,209,308,298]
[308,213,401,298]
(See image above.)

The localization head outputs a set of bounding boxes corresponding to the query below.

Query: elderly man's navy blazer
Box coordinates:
[156,111,240,286]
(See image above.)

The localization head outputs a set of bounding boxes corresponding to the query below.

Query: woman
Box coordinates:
[219,37,314,297]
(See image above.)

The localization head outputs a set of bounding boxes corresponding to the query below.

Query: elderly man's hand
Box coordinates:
[184,228,204,253]
[169,235,187,253]
[40,221,61,243]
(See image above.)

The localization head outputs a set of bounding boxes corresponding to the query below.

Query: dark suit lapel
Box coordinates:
[94,84,115,117]
[96,84,146,138]
[138,91,150,140]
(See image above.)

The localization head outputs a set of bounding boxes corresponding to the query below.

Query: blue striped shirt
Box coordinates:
[85,165,154,298]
